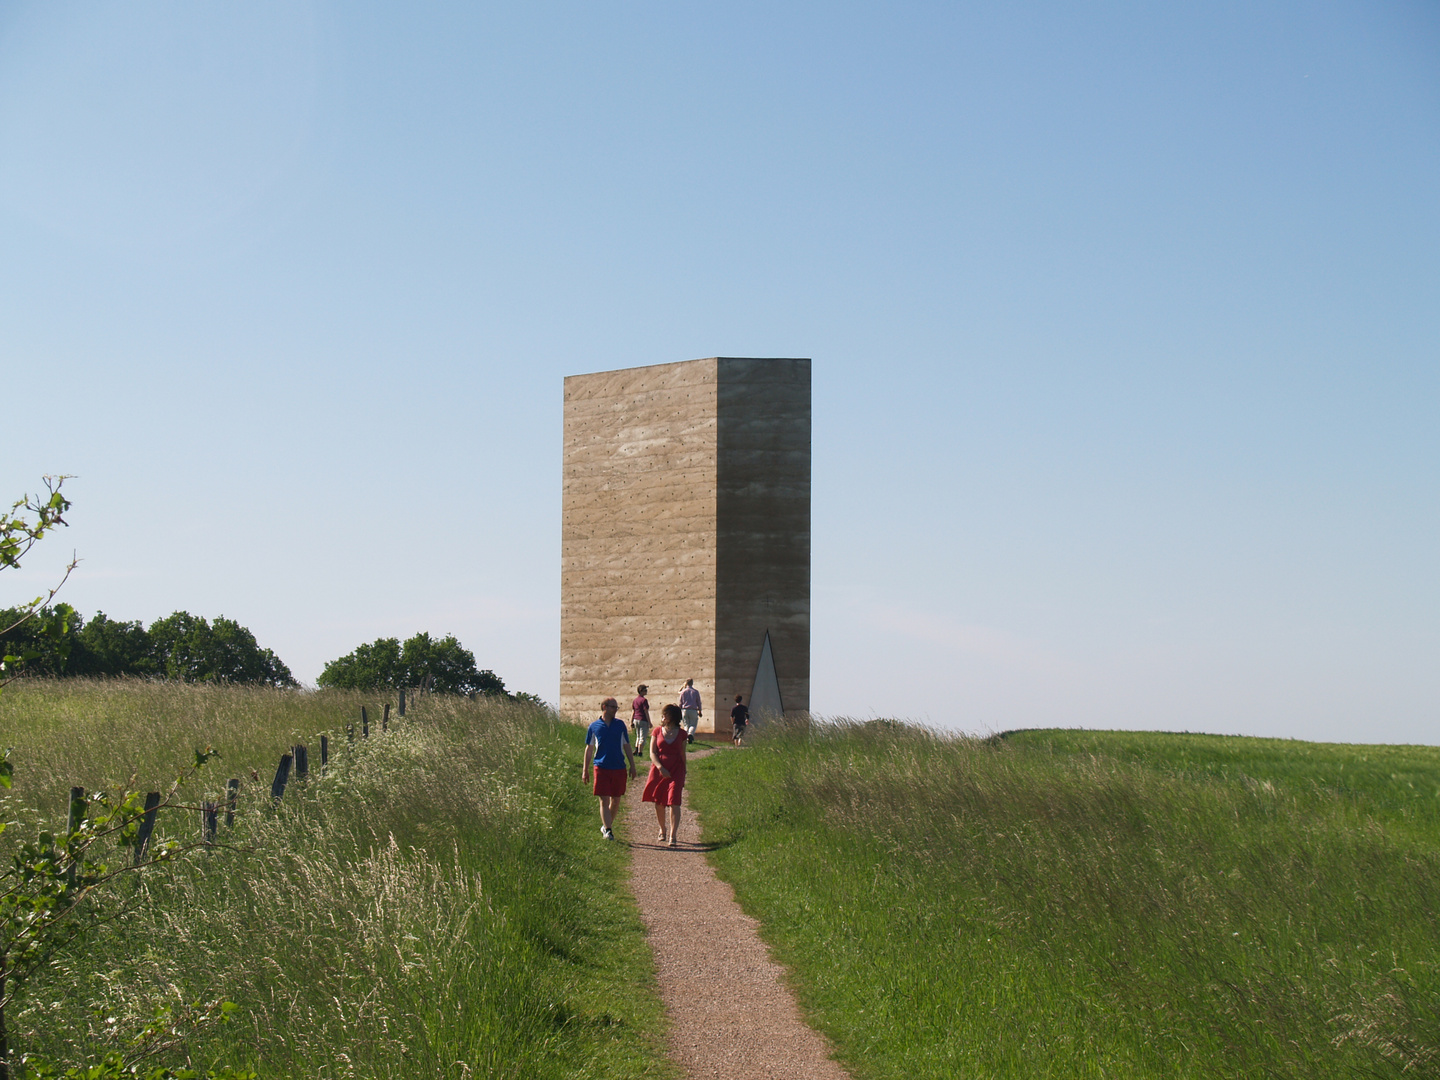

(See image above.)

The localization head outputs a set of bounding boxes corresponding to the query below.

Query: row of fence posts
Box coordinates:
[231,701,396,840]
[64,692,433,863]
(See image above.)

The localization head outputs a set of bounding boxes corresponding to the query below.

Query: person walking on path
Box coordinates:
[631,684,652,757]
[582,697,636,841]
[643,703,688,846]
[678,679,702,744]
[730,694,750,746]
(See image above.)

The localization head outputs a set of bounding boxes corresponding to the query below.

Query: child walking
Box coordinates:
[730,694,749,746]
[642,703,687,847]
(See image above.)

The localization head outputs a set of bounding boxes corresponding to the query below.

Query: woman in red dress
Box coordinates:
[642,703,687,846]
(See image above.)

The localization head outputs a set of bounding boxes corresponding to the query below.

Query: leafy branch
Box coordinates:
[1,477,77,691]
[0,477,71,576]
[22,999,256,1079]
[0,750,227,1079]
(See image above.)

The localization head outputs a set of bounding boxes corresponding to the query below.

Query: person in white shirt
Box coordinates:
[677,679,702,744]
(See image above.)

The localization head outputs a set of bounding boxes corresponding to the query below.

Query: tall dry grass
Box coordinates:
[0,681,674,1079]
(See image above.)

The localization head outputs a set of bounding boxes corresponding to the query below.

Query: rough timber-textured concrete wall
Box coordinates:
[560,357,810,729]
[561,359,720,722]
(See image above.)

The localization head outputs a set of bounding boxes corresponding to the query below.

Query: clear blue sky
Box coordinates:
[3,1,1437,743]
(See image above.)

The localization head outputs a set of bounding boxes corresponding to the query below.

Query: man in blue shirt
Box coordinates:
[582,696,636,840]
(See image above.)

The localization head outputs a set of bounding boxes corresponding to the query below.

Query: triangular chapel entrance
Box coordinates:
[749,631,784,719]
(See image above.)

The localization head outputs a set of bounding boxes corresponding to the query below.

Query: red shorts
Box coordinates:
[592,767,628,797]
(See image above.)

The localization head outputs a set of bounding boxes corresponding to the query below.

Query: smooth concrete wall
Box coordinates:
[560,357,810,730]
[715,359,811,719]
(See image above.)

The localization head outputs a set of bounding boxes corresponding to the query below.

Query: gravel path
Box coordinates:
[625,747,851,1080]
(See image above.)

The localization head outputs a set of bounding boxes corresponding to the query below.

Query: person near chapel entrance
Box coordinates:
[582,697,636,841]
[631,684,652,757]
[730,694,750,746]
[678,679,702,744]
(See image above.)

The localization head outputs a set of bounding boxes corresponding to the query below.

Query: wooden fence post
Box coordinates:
[201,801,218,844]
[347,723,355,744]
[66,786,85,884]
[398,689,406,717]
[225,778,239,828]
[361,707,369,739]
[134,792,161,865]
[320,734,328,773]
[383,702,390,732]
[271,752,293,802]
[294,744,309,781]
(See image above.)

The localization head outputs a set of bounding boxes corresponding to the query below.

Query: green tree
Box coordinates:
[71,612,157,677]
[0,608,293,686]
[149,612,296,687]
[400,632,505,695]
[318,632,505,696]
[314,636,402,691]
[0,604,79,677]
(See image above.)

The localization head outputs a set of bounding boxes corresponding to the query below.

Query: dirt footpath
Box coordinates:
[625,747,851,1080]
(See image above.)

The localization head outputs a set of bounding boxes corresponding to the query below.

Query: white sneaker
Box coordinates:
[602,827,615,841]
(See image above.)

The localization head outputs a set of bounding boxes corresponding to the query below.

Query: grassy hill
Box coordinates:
[0,680,675,1079]
[9,681,1437,1078]
[688,721,1440,1079]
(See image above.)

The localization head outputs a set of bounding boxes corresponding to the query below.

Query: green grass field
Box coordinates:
[0,680,676,1079]
[10,682,1439,1078]
[688,721,1440,1079]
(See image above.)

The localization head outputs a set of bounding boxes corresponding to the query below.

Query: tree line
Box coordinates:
[0,605,521,699]
[0,605,297,687]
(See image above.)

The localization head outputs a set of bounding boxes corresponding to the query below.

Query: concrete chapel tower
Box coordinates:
[560,357,810,732]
